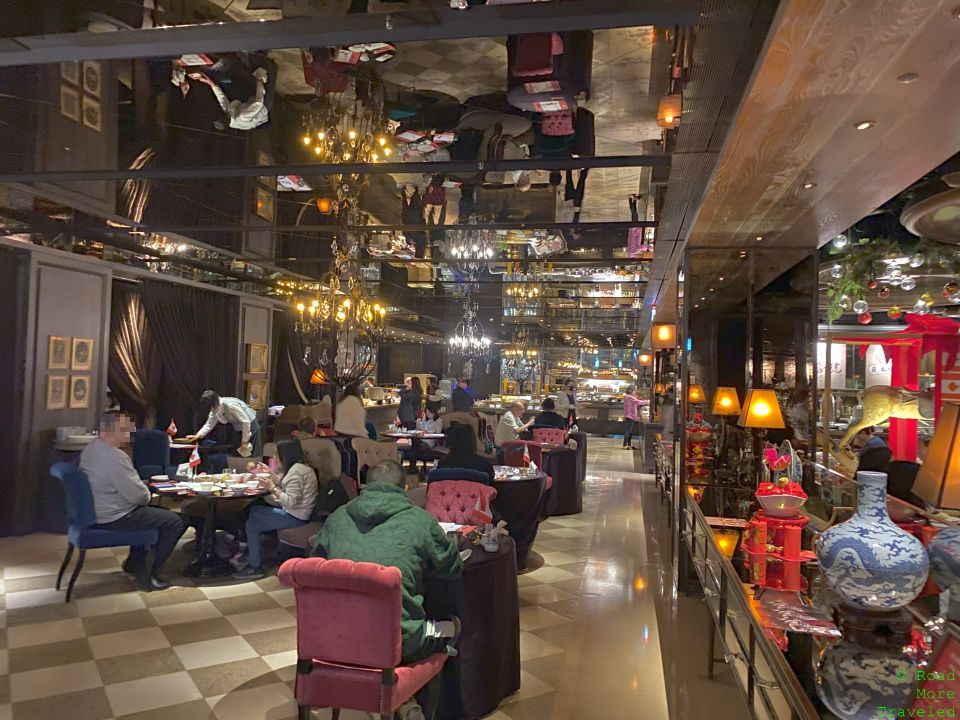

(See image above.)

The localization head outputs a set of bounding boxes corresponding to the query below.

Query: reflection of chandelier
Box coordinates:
[294,236,387,388]
[447,297,491,354]
[299,86,394,189]
[445,226,498,279]
[502,327,539,360]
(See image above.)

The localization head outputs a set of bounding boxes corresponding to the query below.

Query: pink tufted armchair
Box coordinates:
[278,557,450,720]
[426,480,498,524]
[532,427,566,445]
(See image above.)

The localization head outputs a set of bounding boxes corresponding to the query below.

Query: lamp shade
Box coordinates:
[738,389,785,429]
[654,383,666,394]
[657,93,682,129]
[688,384,706,404]
[915,401,960,511]
[638,352,653,367]
[711,387,741,416]
[652,324,676,349]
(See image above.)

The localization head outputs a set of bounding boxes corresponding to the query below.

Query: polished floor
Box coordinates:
[0,439,747,719]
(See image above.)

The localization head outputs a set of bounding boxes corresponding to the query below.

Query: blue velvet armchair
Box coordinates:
[50,463,158,601]
[132,429,176,480]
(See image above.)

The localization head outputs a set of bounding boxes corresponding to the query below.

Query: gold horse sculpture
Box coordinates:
[837,385,934,449]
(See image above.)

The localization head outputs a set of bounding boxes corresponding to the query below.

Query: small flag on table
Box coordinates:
[166,419,177,437]
[522,442,531,467]
[189,446,201,468]
[469,493,493,526]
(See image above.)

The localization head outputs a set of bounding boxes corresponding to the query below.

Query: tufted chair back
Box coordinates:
[300,438,343,483]
[351,438,399,479]
[426,481,497,524]
[532,427,566,445]
[442,412,479,436]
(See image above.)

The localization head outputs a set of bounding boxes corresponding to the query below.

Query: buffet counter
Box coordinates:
[364,400,400,431]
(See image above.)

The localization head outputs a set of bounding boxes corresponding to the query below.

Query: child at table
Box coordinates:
[416,406,443,449]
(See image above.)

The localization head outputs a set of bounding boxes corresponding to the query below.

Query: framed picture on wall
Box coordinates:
[246,343,268,374]
[60,61,80,85]
[71,337,93,371]
[60,85,80,122]
[48,336,69,370]
[82,96,102,132]
[82,60,101,98]
[46,376,67,410]
[254,186,274,221]
[256,150,274,189]
[69,376,90,409]
[246,379,268,409]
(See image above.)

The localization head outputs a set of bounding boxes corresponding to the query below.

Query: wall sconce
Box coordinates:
[915,401,960,510]
[316,197,333,214]
[657,93,682,129]
[638,352,653,367]
[711,387,741,416]
[652,324,677,349]
[688,384,706,404]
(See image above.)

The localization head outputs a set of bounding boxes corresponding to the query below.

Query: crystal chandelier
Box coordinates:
[502,327,539,361]
[447,297,491,354]
[294,236,387,388]
[445,226,498,279]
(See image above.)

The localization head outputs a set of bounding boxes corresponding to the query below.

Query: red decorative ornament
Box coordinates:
[887,305,903,320]
[867,278,878,290]
[858,311,873,324]
[878,286,890,299]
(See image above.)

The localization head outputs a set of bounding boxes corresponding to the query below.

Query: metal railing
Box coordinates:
[681,493,819,720]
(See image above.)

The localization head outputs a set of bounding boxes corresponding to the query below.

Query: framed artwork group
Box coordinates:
[59,60,102,132]
[46,335,94,409]
[245,342,269,409]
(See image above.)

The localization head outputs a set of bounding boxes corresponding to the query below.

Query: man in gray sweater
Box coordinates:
[80,413,186,591]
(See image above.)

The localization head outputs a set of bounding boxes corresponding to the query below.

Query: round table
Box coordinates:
[426,536,521,720]
[150,480,268,578]
[492,466,548,569]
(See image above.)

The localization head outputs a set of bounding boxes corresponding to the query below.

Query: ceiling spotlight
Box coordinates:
[897,72,919,84]
[802,182,816,190]
[755,235,763,241]
[719,276,725,281]
[709,287,715,292]
[854,120,875,131]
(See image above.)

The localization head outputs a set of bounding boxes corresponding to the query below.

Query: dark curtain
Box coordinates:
[140,279,239,431]
[274,309,312,404]
[109,283,162,427]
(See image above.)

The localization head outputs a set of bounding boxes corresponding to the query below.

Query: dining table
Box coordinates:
[149,476,268,578]
[539,443,580,515]
[426,535,521,720]
[491,465,548,569]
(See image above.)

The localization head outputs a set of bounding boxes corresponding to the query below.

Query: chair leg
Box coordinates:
[65,549,86,602]
[55,543,75,591]
[331,710,340,720]
[296,704,311,720]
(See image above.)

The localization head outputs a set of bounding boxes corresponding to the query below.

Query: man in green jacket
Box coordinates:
[310,461,463,663]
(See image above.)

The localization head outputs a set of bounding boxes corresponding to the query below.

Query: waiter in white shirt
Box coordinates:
[184,390,262,457]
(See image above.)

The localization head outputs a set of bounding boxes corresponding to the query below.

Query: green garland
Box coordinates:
[824,236,960,322]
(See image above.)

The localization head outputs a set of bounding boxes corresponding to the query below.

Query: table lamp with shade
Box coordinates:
[738,389,786,484]
[711,387,741,466]
[688,384,706,405]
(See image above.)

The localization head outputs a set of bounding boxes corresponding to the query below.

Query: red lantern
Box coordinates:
[858,311,873,325]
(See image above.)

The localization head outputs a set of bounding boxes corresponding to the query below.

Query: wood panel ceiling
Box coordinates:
[664,0,960,317]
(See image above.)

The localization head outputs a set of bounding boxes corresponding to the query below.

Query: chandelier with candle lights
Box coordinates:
[445,226,498,279]
[447,296,491,355]
[294,235,387,388]
[502,326,539,361]
[298,83,395,190]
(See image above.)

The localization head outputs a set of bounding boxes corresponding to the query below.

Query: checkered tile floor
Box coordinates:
[0,439,666,720]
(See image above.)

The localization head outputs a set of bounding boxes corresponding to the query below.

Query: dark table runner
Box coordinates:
[542,446,581,515]
[493,473,547,569]
[568,431,587,483]
[426,537,521,720]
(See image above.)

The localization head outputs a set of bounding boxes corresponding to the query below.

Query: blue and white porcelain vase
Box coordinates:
[815,641,917,720]
[815,471,929,611]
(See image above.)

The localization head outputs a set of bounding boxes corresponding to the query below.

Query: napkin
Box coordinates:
[237,443,252,458]
[528,461,538,473]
